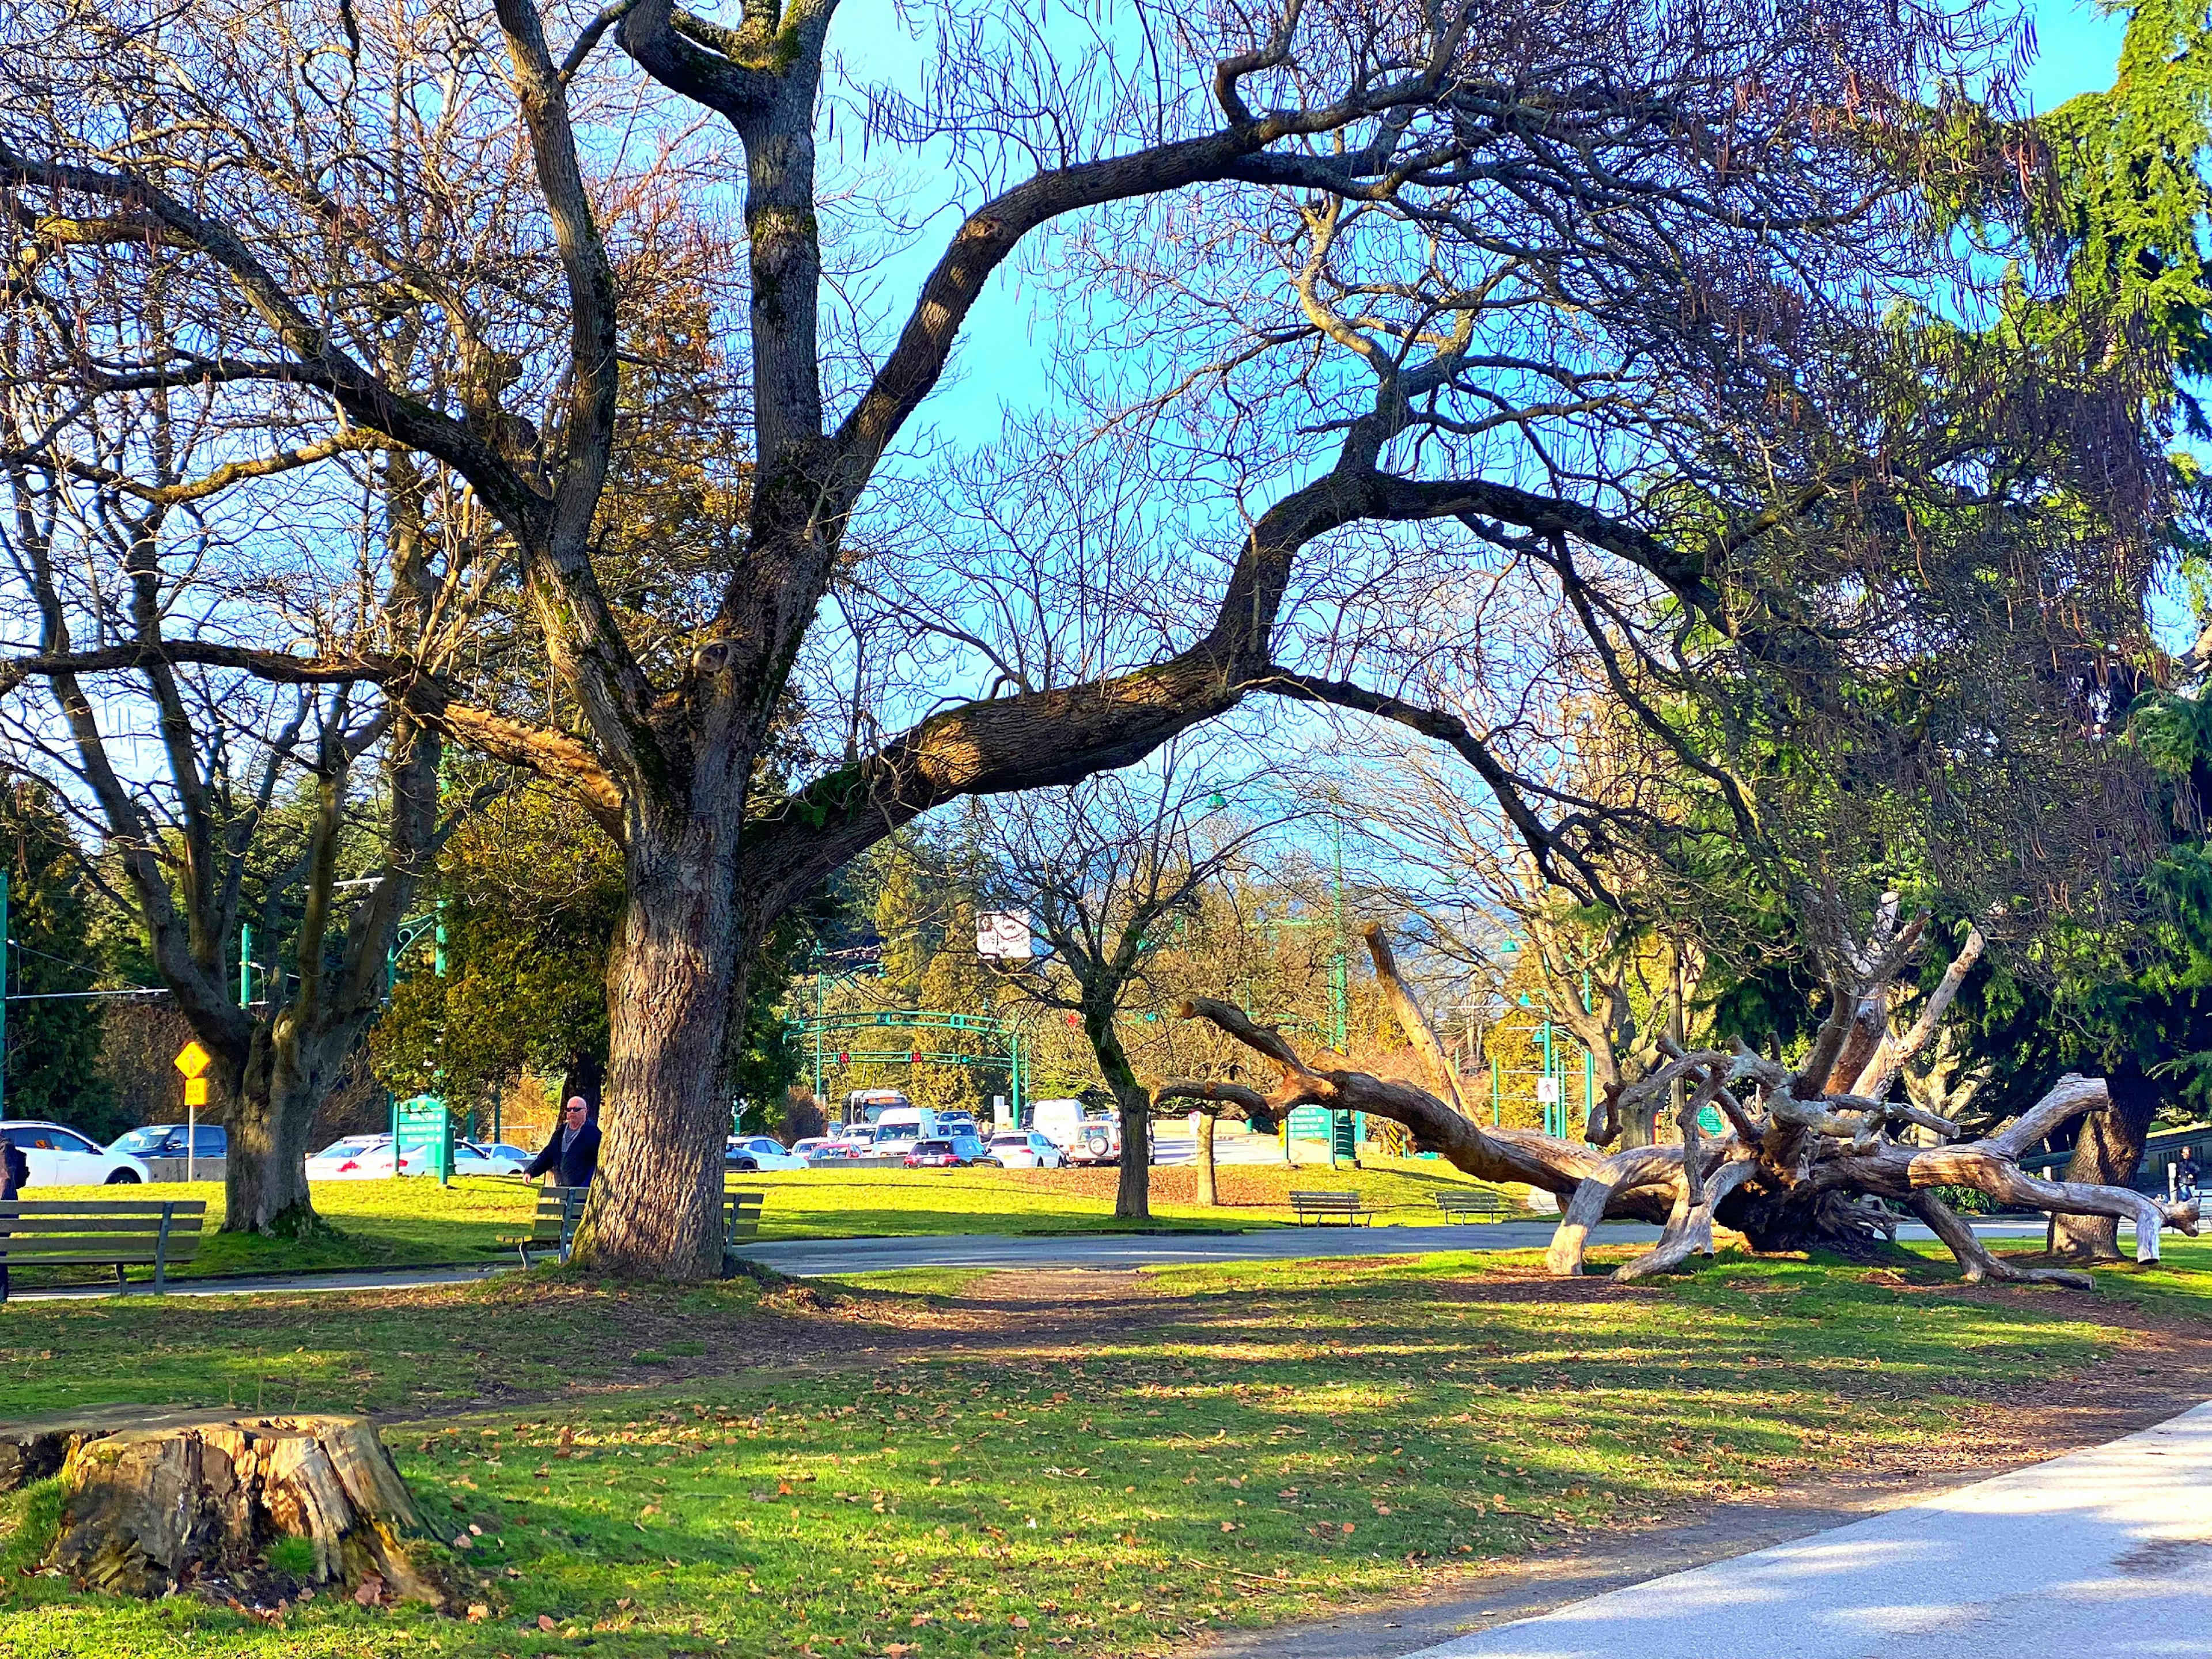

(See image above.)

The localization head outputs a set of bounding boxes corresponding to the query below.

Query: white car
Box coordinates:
[724,1135,808,1172]
[305,1134,411,1180]
[2,1120,150,1185]
[987,1131,1067,1169]
[453,1141,531,1177]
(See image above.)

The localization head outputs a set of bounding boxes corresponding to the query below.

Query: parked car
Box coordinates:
[949,1132,998,1166]
[109,1123,228,1161]
[987,1131,1066,1169]
[935,1113,979,1137]
[452,1140,530,1177]
[725,1135,808,1172]
[790,1137,839,1161]
[2,1121,150,1185]
[305,1134,409,1180]
[1066,1118,1122,1167]
[903,1133,999,1169]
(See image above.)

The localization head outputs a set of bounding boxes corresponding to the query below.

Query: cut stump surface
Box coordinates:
[8,1411,447,1606]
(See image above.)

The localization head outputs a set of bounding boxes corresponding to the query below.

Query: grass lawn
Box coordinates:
[732,1157,1525,1238]
[1,1241,2190,1658]
[9,1157,1524,1288]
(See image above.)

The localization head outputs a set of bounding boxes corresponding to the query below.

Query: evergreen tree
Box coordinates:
[0,779,119,1137]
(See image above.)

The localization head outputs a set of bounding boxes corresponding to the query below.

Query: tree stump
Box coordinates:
[5,1411,449,1607]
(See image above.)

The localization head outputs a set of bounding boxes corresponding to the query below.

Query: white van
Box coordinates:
[1029,1099,1089,1147]
[871,1107,940,1157]
[1031,1100,1120,1166]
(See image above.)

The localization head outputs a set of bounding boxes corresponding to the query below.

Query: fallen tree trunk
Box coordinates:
[1169,927,2199,1287]
[22,1413,449,1608]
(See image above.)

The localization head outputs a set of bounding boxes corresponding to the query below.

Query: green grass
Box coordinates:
[0,1243,2181,1659]
[12,1157,1524,1287]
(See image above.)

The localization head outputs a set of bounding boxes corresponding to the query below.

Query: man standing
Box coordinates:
[0,1130,27,1302]
[525,1097,600,1188]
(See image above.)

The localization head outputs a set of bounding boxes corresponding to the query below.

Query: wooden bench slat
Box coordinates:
[0,1215,181,1233]
[0,1212,207,1221]
[0,1226,205,1247]
[1290,1190,1373,1226]
[0,1238,201,1260]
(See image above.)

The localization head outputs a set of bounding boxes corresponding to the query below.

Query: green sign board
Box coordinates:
[393,1094,453,1184]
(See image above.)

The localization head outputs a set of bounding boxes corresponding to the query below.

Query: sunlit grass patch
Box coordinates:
[0,1247,2174,1657]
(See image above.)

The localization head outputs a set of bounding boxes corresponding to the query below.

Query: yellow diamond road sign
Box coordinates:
[173,1041,212,1079]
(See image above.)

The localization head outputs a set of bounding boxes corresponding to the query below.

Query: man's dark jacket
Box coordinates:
[524,1120,600,1188]
[1,1139,25,1199]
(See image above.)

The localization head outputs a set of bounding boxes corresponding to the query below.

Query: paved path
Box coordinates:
[1404,1402,2212,1659]
[732,1219,2050,1278]
[7,1218,2055,1300]
[732,1222,1624,1277]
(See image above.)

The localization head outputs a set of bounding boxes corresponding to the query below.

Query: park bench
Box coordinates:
[0,1198,206,1292]
[725,1188,764,1242]
[1434,1189,1514,1224]
[1290,1190,1374,1226]
[513,1185,588,1266]
[514,1186,768,1267]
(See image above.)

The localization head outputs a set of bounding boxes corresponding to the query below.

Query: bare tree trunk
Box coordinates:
[1116,1103,1152,1221]
[1081,1005,1152,1222]
[572,824,743,1279]
[223,1035,345,1236]
[1194,1109,1217,1206]
[2051,1069,2157,1262]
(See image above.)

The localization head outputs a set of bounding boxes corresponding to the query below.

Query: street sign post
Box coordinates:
[173,1042,212,1183]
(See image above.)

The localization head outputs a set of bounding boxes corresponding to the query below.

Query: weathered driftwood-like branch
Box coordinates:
[1852,925,1986,1101]
[1179,930,2186,1285]
[1906,1191,2094,1290]
[1152,1078,1272,1119]
[1173,996,1668,1205]
[1361,924,1476,1117]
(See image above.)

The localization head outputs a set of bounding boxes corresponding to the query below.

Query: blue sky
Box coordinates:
[834,0,2143,443]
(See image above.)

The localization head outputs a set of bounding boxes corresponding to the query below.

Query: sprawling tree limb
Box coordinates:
[1360,923,1475,1116]
[1182,945,2186,1283]
[1907,1191,2094,1290]
[1851,926,1987,1101]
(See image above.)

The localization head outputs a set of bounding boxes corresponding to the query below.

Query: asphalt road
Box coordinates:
[1407,1401,2212,1658]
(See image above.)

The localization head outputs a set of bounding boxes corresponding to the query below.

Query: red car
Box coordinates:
[904,1138,962,1168]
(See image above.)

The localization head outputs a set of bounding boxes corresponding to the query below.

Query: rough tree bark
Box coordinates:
[9,1413,448,1608]
[1194,1109,1218,1206]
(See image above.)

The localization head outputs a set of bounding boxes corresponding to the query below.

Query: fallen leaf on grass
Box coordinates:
[1009,1615,1031,1629]
[538,1613,558,1632]
[353,1576,385,1607]
[465,1604,488,1622]
[1339,1522,1355,1535]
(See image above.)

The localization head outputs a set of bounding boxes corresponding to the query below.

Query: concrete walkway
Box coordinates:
[6,1217,2058,1300]
[1406,1402,2212,1659]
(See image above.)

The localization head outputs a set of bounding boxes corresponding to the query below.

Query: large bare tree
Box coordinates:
[0,0,2147,1276]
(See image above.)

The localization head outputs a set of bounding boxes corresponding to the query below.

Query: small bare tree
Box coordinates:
[978,752,1276,1219]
